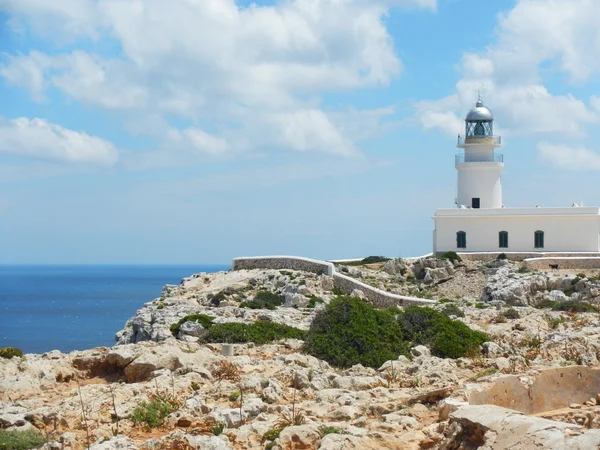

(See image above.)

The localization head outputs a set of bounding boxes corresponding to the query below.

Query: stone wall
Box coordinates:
[232,256,334,276]
[232,255,435,307]
[453,252,600,263]
[524,257,600,271]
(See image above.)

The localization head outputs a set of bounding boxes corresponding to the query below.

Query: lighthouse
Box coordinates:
[433,97,600,254]
[455,96,503,209]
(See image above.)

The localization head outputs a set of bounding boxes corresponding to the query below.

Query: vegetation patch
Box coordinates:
[502,308,520,320]
[321,426,343,436]
[496,253,508,260]
[536,300,598,313]
[130,394,179,428]
[239,291,284,310]
[440,251,462,263]
[205,321,306,345]
[305,296,410,369]
[0,347,23,359]
[307,295,324,309]
[170,314,215,337]
[0,430,46,449]
[440,304,465,318]
[399,306,488,359]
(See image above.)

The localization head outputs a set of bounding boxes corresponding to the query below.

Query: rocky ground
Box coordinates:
[4,256,600,449]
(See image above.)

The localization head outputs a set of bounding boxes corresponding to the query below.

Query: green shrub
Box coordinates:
[263,427,283,442]
[518,267,531,274]
[576,273,586,279]
[497,253,508,260]
[441,304,465,318]
[204,321,306,345]
[209,291,227,307]
[129,395,179,428]
[571,277,583,286]
[440,251,462,263]
[438,298,452,303]
[0,430,46,449]
[305,297,410,369]
[211,422,226,436]
[170,314,214,337]
[321,426,343,436]
[307,296,324,309]
[239,291,284,310]
[361,256,391,264]
[539,300,598,313]
[229,391,241,402]
[502,308,520,319]
[157,304,165,310]
[0,347,24,359]
[398,306,488,359]
[549,316,567,329]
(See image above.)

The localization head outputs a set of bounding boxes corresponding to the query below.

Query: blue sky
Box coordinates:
[1,0,600,264]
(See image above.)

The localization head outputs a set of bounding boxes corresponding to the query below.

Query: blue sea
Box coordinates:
[0,265,229,354]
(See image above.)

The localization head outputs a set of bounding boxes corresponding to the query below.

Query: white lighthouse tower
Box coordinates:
[455,96,503,209]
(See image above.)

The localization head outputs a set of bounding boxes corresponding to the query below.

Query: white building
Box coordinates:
[433,98,600,254]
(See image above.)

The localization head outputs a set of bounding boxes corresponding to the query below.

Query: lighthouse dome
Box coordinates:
[466,100,494,121]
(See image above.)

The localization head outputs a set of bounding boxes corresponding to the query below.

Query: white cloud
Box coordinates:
[415,0,600,138]
[0,0,434,160]
[537,142,600,171]
[0,117,119,166]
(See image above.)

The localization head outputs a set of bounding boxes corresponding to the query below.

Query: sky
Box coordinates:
[1,0,600,264]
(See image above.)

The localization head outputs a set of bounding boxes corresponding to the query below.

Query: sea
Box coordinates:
[0,264,229,354]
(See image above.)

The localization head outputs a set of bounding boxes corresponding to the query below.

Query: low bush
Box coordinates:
[0,347,23,359]
[361,256,391,264]
[307,296,324,309]
[170,314,215,337]
[440,251,462,263]
[502,308,520,320]
[398,306,488,359]
[229,391,241,402]
[208,291,227,307]
[321,426,343,436]
[305,296,409,369]
[130,394,179,428]
[537,300,598,313]
[0,430,46,449]
[239,291,284,310]
[497,253,508,260]
[204,321,306,345]
[262,427,283,442]
[441,304,465,318]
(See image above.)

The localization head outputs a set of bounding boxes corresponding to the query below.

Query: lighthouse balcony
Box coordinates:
[457,135,502,147]
[455,153,503,164]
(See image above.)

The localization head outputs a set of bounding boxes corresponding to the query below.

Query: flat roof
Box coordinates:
[434,206,600,218]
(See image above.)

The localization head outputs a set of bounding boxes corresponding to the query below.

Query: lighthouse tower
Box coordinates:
[455,97,503,209]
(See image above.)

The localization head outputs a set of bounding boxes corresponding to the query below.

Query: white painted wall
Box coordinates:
[433,209,600,253]
[456,162,503,208]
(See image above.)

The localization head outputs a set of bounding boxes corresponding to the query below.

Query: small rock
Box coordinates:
[411,345,431,358]
[570,403,582,409]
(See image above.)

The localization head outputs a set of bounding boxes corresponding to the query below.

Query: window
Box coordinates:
[472,198,480,209]
[534,230,544,248]
[457,231,466,249]
[499,231,508,248]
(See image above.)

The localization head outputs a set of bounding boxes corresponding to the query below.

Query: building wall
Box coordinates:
[456,162,503,208]
[434,214,600,254]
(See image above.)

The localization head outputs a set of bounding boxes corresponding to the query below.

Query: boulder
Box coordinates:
[123,350,182,382]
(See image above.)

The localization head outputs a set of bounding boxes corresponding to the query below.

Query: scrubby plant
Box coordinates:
[239,290,284,310]
[360,256,391,264]
[536,300,598,313]
[157,304,165,310]
[307,296,324,309]
[548,316,567,329]
[169,314,215,337]
[262,427,283,442]
[502,308,520,320]
[331,287,344,296]
[0,347,23,359]
[0,430,46,449]
[305,296,410,369]
[210,422,226,436]
[321,426,343,436]
[130,394,179,428]
[497,253,508,260]
[518,267,531,274]
[398,306,488,359]
[204,321,306,345]
[441,304,465,318]
[440,251,462,263]
[208,291,227,307]
[228,391,241,402]
[211,360,242,383]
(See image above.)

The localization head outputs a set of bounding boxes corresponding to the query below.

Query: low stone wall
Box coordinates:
[333,272,434,307]
[232,255,435,307]
[455,252,600,263]
[524,257,600,271]
[232,256,334,276]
